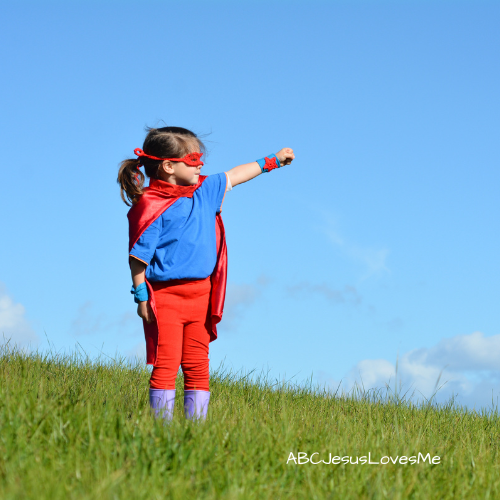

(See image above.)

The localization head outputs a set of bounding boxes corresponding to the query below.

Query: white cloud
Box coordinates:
[352,359,397,390]
[0,285,39,347]
[341,331,500,410]
[416,331,500,372]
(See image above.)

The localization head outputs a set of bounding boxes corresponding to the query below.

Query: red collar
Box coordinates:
[148,176,207,197]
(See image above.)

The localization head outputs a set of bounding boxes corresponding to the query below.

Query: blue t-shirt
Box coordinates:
[130,172,228,282]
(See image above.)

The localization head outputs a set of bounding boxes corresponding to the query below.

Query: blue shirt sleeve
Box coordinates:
[129,214,162,265]
[203,172,228,214]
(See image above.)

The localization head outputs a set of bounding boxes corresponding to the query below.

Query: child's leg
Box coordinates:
[149,284,185,390]
[182,316,211,419]
[180,278,212,419]
[181,309,211,392]
[149,322,183,390]
[148,283,187,420]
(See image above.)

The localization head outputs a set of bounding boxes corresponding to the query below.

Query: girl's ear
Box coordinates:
[160,160,174,174]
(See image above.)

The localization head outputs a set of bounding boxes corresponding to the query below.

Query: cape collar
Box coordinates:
[148,175,207,198]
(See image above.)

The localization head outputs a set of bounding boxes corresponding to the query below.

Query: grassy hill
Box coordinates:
[0,343,499,499]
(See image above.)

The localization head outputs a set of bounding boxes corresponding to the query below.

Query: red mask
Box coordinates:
[134,148,204,167]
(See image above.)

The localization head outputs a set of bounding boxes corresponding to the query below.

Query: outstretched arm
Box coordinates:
[226,148,295,187]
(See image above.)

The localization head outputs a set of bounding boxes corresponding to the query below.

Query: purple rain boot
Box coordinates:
[149,388,176,421]
[184,390,211,421]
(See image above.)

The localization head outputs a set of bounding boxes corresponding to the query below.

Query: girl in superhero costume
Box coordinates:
[117,126,295,421]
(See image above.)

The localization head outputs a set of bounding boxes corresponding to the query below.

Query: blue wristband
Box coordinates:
[256,154,280,173]
[131,282,149,303]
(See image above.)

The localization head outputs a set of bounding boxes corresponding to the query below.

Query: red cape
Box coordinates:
[127,176,227,365]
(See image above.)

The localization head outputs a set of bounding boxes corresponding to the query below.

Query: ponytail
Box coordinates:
[117,158,145,206]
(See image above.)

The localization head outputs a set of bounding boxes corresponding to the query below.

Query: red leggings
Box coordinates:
[149,277,211,391]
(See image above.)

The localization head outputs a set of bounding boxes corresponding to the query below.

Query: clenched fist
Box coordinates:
[276,148,295,167]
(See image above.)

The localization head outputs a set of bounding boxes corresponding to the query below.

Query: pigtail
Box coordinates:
[117,158,145,206]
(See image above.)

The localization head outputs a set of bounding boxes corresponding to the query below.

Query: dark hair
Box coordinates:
[117,126,206,206]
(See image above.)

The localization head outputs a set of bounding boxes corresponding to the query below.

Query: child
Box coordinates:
[117,126,294,421]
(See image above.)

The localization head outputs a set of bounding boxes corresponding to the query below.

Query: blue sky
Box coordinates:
[1,0,499,410]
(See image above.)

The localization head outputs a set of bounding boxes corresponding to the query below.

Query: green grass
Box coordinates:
[1,342,499,499]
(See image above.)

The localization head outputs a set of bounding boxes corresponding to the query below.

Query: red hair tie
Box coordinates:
[134,148,204,166]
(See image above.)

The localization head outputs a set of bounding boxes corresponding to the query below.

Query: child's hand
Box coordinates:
[276,148,295,166]
[137,301,154,324]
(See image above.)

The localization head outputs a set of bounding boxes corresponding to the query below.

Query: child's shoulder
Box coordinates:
[199,172,226,189]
